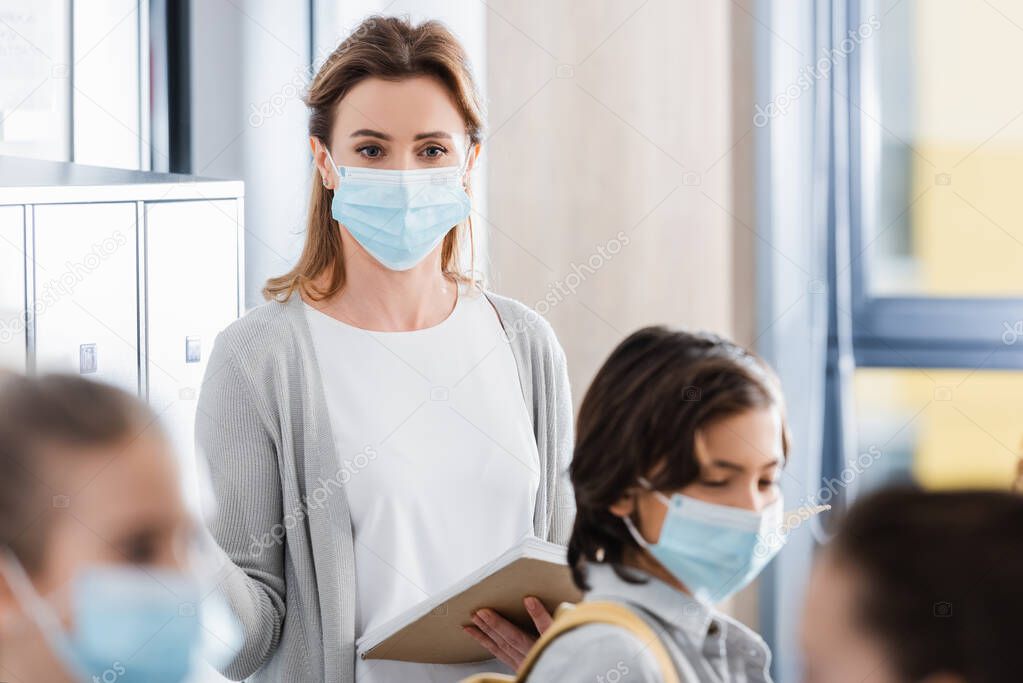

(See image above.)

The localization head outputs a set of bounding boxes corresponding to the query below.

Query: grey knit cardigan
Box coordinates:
[194,290,575,682]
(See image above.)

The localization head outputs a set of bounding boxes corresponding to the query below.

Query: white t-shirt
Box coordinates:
[303,284,541,682]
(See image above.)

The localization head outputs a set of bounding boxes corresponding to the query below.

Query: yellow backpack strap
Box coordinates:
[516,601,681,683]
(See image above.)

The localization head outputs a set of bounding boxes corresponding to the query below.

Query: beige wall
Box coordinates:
[483,0,757,623]
[483,0,756,393]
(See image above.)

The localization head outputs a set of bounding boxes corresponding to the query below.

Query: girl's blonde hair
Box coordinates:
[263,15,485,303]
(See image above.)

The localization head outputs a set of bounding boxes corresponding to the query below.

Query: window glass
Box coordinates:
[867,0,1023,296]
[854,367,1022,490]
[0,0,72,161]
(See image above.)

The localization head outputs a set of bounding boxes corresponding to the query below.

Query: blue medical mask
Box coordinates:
[623,479,786,604]
[325,148,472,271]
[0,549,242,683]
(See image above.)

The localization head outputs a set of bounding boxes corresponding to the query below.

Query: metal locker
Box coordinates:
[145,199,241,512]
[32,202,140,394]
[0,205,26,372]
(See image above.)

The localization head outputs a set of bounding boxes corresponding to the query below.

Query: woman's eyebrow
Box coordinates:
[350,129,391,140]
[413,131,454,141]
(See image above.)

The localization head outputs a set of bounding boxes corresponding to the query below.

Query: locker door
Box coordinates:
[0,206,26,372]
[145,199,239,514]
[32,203,139,393]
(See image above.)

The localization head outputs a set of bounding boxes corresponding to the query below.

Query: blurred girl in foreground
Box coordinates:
[0,373,238,683]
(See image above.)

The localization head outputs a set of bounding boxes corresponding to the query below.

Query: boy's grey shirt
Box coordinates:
[194,290,575,682]
[527,564,774,682]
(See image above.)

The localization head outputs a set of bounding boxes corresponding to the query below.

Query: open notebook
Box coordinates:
[357,537,583,664]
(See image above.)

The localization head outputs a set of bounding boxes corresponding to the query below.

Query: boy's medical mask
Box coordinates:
[325,147,472,271]
[622,479,786,604]
[0,548,242,683]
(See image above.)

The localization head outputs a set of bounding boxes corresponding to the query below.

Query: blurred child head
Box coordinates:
[801,486,1023,683]
[567,326,790,593]
[0,372,197,682]
[0,372,192,584]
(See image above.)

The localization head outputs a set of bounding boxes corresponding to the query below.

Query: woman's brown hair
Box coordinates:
[263,15,485,303]
[567,326,790,590]
[0,372,158,573]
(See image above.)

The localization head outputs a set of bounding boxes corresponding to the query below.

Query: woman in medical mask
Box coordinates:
[522,327,792,682]
[195,14,573,683]
[0,373,240,683]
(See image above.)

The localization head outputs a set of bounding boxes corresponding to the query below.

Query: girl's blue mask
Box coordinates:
[623,479,786,604]
[325,148,472,271]
[0,549,242,683]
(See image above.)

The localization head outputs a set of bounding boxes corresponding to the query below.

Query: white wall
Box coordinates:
[191,0,311,308]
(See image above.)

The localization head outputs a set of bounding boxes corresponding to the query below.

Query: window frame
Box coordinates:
[848,0,1023,371]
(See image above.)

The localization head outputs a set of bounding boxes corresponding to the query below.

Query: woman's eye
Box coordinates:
[356,145,383,159]
[759,479,780,490]
[701,479,728,487]
[421,145,447,158]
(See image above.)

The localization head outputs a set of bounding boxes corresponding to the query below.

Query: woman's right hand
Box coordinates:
[462,596,554,670]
